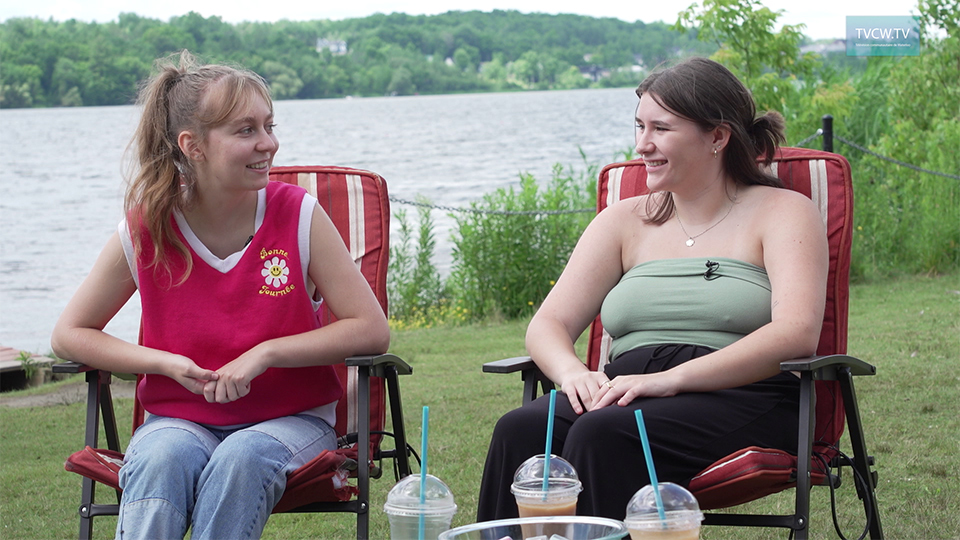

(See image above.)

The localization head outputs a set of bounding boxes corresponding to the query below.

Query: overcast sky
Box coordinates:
[1,0,919,41]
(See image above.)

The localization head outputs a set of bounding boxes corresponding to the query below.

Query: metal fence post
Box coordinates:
[822,115,834,152]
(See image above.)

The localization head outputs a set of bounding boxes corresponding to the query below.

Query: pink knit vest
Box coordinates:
[134,182,342,426]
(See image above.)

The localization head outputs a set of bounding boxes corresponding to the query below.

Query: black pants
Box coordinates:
[476,344,800,521]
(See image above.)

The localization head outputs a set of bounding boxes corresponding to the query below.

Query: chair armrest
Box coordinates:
[781,354,877,378]
[482,356,537,374]
[52,362,138,381]
[345,353,412,377]
[482,356,555,405]
[52,361,95,374]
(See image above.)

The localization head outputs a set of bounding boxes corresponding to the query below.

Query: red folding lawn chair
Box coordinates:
[54,165,412,540]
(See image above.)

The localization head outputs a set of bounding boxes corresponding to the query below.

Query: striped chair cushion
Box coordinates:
[269,166,391,444]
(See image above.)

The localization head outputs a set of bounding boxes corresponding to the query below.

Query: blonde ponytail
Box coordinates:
[123,50,272,286]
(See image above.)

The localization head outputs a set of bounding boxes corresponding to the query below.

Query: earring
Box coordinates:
[713,146,719,159]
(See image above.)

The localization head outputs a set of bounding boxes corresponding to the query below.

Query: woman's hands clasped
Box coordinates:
[562,370,682,414]
[164,354,220,396]
[164,347,269,404]
[201,345,271,404]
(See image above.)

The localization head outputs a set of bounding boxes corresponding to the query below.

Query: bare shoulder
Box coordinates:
[597,195,651,222]
[747,185,821,224]
[582,195,649,239]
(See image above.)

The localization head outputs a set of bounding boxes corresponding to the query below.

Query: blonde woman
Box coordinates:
[52,51,388,539]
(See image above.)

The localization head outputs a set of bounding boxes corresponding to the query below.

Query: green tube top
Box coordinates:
[599,257,771,360]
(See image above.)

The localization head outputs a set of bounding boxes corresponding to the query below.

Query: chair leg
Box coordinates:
[794,373,817,540]
[76,369,123,538]
[386,366,411,478]
[78,476,95,540]
[82,371,104,450]
[97,375,123,505]
[100,380,121,455]
[838,368,884,539]
[78,370,104,540]
[356,365,371,540]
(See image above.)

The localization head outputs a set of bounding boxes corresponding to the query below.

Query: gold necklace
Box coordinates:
[675,187,738,247]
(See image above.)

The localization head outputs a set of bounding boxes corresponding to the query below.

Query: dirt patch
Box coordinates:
[0,379,136,408]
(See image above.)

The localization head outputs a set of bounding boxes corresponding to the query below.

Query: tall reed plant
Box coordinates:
[388,199,454,329]
[849,134,960,279]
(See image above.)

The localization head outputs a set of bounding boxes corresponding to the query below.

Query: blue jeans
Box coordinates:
[115,413,337,540]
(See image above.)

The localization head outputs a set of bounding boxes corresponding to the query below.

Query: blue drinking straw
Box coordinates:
[541,389,557,499]
[635,409,667,523]
[419,406,429,540]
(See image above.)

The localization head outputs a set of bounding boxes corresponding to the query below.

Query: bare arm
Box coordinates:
[50,232,219,395]
[526,201,633,413]
[591,190,828,408]
[206,202,390,403]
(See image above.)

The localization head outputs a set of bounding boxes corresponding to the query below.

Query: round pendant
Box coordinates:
[685,238,695,247]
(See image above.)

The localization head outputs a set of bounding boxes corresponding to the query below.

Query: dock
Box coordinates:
[0,346,57,373]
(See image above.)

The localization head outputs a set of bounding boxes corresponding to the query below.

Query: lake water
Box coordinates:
[0,88,639,352]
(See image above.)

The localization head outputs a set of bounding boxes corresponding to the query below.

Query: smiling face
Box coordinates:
[180,83,279,195]
[634,92,722,195]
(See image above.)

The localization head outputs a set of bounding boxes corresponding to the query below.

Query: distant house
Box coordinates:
[579,53,637,81]
[317,38,348,55]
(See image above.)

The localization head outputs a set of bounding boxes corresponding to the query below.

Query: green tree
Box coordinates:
[847,0,960,277]
[60,86,83,107]
[556,65,590,89]
[321,63,352,97]
[453,45,480,72]
[82,55,147,105]
[0,63,43,108]
[508,52,538,87]
[141,25,197,58]
[51,57,85,106]
[387,66,415,95]
[676,0,855,143]
[0,10,709,106]
[480,53,507,82]
[356,64,392,95]
[260,60,304,99]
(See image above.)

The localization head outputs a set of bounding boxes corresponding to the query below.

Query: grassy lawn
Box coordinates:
[1,272,957,539]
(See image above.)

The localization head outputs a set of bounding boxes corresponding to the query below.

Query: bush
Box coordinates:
[386,154,609,327]
[848,119,960,278]
[448,156,597,320]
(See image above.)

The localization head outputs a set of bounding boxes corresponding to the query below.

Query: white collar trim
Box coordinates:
[173,188,267,273]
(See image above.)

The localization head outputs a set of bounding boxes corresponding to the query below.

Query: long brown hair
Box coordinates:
[124,50,272,284]
[635,57,786,224]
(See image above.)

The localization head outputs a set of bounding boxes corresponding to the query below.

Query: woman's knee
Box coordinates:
[210,429,291,473]
[497,405,547,435]
[565,407,604,437]
[122,421,214,487]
